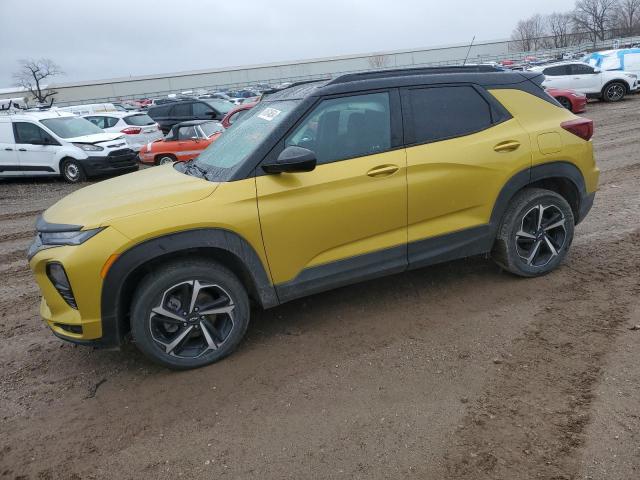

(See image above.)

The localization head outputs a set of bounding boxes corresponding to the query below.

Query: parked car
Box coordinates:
[546,87,587,113]
[137,120,223,165]
[221,102,257,128]
[83,112,164,151]
[112,102,137,112]
[0,110,137,182]
[583,48,640,77]
[57,103,120,115]
[147,99,233,134]
[529,61,638,101]
[28,66,598,369]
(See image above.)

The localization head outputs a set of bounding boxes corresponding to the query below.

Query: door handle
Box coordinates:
[4,148,13,151]
[18,148,27,151]
[494,141,521,153]
[367,164,399,177]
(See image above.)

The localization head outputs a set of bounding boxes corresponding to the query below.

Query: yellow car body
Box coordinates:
[28,68,598,366]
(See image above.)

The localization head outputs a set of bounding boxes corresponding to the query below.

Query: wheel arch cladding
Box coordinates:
[101,229,278,346]
[490,162,588,231]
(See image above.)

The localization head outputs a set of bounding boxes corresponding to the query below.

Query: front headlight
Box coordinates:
[40,228,105,246]
[72,143,104,152]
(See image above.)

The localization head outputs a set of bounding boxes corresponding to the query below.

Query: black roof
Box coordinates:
[172,120,218,128]
[262,66,544,102]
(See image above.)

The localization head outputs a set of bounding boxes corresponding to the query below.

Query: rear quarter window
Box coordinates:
[403,85,495,145]
[125,114,155,126]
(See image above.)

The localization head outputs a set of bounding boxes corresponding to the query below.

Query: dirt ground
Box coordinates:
[1,97,639,480]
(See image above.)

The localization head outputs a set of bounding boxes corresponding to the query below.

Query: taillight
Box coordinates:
[561,118,593,141]
[121,127,142,135]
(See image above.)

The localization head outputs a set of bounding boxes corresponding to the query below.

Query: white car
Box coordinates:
[529,61,638,102]
[82,112,163,151]
[0,110,138,183]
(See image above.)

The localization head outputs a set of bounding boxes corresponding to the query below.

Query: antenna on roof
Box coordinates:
[463,35,476,66]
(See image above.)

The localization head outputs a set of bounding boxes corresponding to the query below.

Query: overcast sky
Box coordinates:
[0,0,576,88]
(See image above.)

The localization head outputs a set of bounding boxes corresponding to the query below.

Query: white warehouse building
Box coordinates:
[0,38,518,105]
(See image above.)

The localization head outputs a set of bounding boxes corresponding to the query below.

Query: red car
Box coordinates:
[138,120,223,165]
[546,87,587,113]
[221,102,257,129]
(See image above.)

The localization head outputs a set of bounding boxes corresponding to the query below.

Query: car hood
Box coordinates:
[42,165,219,230]
[66,132,124,144]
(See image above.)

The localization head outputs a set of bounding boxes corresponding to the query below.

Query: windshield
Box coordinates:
[201,121,224,137]
[203,99,233,114]
[41,116,104,138]
[193,100,298,179]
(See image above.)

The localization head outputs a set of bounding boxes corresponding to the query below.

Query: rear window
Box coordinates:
[125,114,155,126]
[403,86,493,145]
[200,122,224,137]
[148,105,171,117]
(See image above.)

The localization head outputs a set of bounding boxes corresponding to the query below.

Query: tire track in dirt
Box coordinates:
[0,209,43,222]
[443,232,640,479]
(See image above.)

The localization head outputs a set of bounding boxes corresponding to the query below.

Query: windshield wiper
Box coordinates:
[183,160,211,180]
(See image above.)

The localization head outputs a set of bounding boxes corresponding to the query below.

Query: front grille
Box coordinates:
[108,148,136,167]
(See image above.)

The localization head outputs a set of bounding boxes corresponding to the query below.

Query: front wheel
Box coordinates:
[130,260,250,369]
[156,155,176,166]
[61,158,86,183]
[602,82,626,102]
[492,188,575,277]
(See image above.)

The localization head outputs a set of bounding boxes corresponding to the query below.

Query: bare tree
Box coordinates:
[12,58,63,104]
[615,0,640,35]
[546,12,574,48]
[573,0,618,42]
[368,54,389,69]
[511,14,546,51]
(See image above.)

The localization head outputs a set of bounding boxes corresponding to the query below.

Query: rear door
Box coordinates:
[541,65,572,89]
[400,84,531,267]
[13,121,60,174]
[0,119,20,176]
[569,63,601,93]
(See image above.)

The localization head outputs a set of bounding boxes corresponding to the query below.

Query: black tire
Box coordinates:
[602,81,626,102]
[492,188,575,277]
[130,260,250,370]
[155,154,176,166]
[60,158,86,183]
[556,96,573,111]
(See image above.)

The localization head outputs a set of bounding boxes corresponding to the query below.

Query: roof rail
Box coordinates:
[327,65,505,85]
[261,78,330,96]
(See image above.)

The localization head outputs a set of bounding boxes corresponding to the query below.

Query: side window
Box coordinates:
[193,102,212,116]
[178,126,198,140]
[105,117,120,128]
[14,122,57,145]
[404,86,493,145]
[171,103,192,117]
[571,64,595,75]
[85,116,107,129]
[285,92,391,165]
[543,65,570,76]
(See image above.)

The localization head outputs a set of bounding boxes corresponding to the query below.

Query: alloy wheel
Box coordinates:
[149,280,235,359]
[605,83,625,101]
[515,204,567,268]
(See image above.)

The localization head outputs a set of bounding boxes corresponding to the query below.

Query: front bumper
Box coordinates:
[80,148,139,177]
[28,225,131,348]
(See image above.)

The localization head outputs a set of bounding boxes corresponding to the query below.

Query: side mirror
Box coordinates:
[262,146,317,174]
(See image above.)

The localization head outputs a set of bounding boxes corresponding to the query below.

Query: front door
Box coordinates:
[255,91,408,300]
[13,121,59,174]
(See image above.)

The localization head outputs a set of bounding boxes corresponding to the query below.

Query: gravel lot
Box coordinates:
[1,98,639,480]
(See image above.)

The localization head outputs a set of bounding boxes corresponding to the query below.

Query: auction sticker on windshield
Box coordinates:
[258,108,281,121]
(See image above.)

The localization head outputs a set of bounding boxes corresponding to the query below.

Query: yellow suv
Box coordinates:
[28,67,599,369]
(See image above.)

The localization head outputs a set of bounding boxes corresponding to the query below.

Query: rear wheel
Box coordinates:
[156,155,176,166]
[492,188,574,277]
[130,260,250,370]
[61,158,86,183]
[602,82,626,102]
[557,96,573,111]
